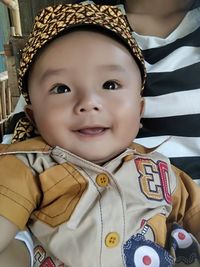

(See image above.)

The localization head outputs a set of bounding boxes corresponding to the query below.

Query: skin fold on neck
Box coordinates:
[126,0,195,37]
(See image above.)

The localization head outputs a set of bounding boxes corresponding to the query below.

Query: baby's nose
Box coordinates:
[74,95,103,114]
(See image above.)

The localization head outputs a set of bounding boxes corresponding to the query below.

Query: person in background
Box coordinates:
[124,0,200,183]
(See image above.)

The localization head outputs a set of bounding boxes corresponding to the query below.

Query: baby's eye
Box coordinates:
[50,84,71,94]
[102,80,121,90]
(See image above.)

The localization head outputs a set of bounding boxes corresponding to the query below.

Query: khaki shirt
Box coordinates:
[0,137,199,266]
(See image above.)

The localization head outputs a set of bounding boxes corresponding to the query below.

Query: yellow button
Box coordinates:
[96,173,109,187]
[105,232,120,248]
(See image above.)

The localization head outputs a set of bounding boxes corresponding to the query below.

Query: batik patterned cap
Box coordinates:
[18,3,146,104]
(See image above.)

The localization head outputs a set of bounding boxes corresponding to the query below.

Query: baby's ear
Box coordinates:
[140,97,145,117]
[24,104,35,126]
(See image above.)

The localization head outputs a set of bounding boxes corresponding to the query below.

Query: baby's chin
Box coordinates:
[47,139,127,165]
[81,150,127,166]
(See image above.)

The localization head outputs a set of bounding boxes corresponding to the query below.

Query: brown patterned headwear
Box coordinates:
[13,3,146,143]
[18,3,146,104]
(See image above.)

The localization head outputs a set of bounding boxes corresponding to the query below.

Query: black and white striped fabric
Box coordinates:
[134,4,200,183]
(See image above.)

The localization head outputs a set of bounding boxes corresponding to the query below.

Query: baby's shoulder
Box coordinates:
[0,136,51,156]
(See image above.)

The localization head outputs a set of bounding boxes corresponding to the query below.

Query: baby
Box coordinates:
[0,3,199,267]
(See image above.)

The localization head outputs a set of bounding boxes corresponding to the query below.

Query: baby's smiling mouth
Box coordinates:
[75,127,109,136]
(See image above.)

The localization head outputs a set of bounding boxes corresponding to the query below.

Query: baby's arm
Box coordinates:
[0,238,30,267]
[0,216,31,266]
[0,144,41,266]
[168,166,200,241]
[0,215,18,252]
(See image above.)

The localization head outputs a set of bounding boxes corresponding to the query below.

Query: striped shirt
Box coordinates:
[133,4,200,182]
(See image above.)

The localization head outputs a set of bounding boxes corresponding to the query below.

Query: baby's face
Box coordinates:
[27,30,143,164]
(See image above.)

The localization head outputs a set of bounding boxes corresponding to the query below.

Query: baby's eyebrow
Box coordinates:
[39,68,66,83]
[39,64,126,83]
[97,64,126,72]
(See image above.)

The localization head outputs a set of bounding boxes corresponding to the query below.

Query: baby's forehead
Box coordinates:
[33,28,136,60]
[28,29,140,83]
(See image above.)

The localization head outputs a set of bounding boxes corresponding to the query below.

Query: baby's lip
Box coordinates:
[78,127,107,135]
[74,126,109,136]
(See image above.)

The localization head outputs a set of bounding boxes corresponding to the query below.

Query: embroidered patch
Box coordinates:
[135,158,171,204]
[34,245,64,267]
[124,234,174,267]
[170,224,200,265]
